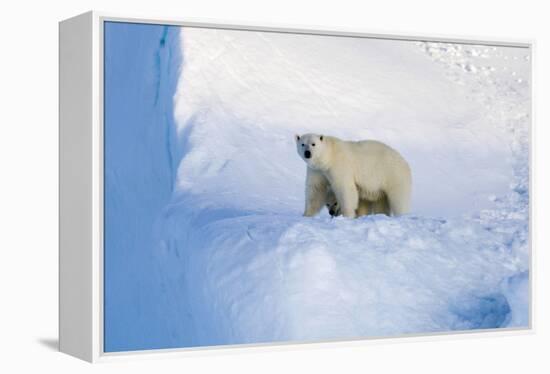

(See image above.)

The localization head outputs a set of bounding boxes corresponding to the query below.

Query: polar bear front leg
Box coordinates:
[304,168,329,217]
[330,177,359,218]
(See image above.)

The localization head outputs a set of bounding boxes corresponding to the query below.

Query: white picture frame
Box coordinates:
[59,10,534,362]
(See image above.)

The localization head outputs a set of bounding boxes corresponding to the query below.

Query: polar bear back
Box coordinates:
[328,137,411,196]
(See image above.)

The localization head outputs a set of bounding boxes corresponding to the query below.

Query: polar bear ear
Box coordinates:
[320,135,324,141]
[295,134,300,142]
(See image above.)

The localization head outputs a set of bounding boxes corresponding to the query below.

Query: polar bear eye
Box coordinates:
[312,143,316,146]
[301,143,305,147]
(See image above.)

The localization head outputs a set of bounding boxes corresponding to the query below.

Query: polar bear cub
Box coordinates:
[325,187,390,217]
[295,134,411,218]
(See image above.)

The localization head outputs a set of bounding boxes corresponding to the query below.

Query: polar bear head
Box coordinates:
[295,133,328,169]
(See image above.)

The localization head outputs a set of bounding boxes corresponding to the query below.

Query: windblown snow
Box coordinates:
[103,23,530,351]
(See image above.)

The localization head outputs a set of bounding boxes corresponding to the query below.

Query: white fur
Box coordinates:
[325,187,389,217]
[296,134,411,218]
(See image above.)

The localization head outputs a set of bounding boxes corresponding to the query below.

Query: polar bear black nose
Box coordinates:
[304,150,311,159]
[329,209,335,215]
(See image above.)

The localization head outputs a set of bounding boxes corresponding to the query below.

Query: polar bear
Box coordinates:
[295,134,411,218]
[325,187,390,217]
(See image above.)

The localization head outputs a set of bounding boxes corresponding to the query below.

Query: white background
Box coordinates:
[0,0,548,372]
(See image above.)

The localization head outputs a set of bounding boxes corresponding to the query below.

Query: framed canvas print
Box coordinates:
[59,11,533,362]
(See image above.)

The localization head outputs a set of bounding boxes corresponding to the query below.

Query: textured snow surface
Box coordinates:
[103,24,530,351]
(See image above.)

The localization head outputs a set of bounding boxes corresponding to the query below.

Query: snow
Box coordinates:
[172,29,519,217]
[103,23,530,351]
[158,212,526,344]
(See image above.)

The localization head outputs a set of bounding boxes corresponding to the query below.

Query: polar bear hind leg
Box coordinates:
[369,194,390,215]
[355,200,370,216]
[386,184,411,216]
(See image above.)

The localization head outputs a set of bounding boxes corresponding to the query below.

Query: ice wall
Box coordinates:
[103,22,182,352]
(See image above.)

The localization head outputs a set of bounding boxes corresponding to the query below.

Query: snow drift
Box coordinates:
[103,24,530,351]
